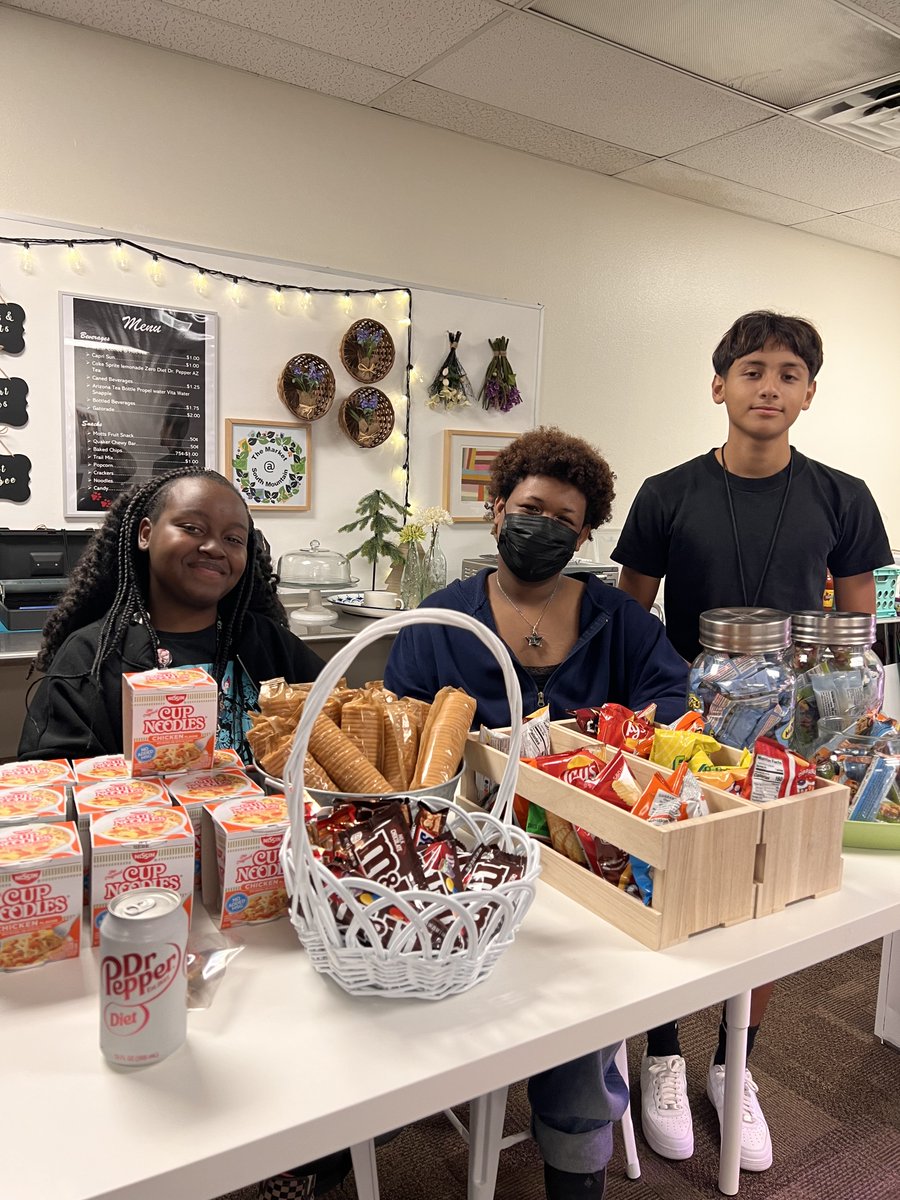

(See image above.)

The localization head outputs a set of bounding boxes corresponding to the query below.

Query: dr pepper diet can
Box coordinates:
[99,888,188,1068]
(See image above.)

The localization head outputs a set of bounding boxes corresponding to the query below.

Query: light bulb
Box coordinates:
[339,291,352,315]
[147,255,165,286]
[114,242,130,271]
[397,316,411,327]
[392,465,407,484]
[67,244,84,274]
[271,287,286,314]
[228,278,242,306]
[19,244,34,274]
[388,429,406,451]
[372,292,387,309]
[193,270,209,297]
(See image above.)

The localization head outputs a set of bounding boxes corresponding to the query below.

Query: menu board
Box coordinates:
[61,295,216,515]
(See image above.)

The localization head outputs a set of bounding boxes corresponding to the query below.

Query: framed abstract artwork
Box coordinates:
[441,429,514,523]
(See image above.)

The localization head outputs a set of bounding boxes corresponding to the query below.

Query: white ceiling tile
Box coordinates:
[843,198,900,230]
[671,116,900,210]
[7,0,399,101]
[376,81,652,173]
[416,12,771,157]
[167,0,505,75]
[843,0,900,32]
[615,159,834,225]
[792,213,900,255]
[531,0,900,110]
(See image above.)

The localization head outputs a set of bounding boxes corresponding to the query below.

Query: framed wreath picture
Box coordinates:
[225,420,311,511]
[442,429,514,523]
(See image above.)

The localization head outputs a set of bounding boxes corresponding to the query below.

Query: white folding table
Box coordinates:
[2,848,898,1200]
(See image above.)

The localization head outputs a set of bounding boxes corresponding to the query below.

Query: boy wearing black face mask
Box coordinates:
[385,427,688,1200]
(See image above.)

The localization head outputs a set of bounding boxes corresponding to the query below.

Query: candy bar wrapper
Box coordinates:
[413,800,448,849]
[742,737,815,803]
[848,755,900,822]
[342,804,427,892]
[463,845,527,891]
[571,826,629,885]
[417,833,464,895]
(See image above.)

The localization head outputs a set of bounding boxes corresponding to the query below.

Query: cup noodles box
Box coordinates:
[0,821,82,970]
[90,805,194,946]
[73,754,129,783]
[0,759,76,792]
[122,667,218,778]
[201,793,290,929]
[167,770,264,883]
[0,784,68,828]
[74,779,172,903]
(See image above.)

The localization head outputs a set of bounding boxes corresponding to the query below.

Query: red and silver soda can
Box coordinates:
[99,887,188,1068]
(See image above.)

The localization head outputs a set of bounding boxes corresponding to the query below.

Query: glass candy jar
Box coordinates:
[688,608,794,750]
[790,611,884,756]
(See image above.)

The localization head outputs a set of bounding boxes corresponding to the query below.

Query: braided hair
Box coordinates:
[36,469,287,681]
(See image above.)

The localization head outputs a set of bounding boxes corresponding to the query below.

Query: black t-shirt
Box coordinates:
[612,449,892,662]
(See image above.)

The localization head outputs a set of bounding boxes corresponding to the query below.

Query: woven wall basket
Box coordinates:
[277,354,335,421]
[338,388,395,448]
[340,319,395,383]
[279,608,541,999]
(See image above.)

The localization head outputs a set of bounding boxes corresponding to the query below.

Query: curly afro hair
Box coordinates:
[489,426,615,529]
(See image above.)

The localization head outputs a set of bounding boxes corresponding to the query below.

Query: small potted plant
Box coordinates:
[338,489,408,590]
[356,325,385,379]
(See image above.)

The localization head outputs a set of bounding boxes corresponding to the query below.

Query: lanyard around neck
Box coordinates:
[720,446,794,608]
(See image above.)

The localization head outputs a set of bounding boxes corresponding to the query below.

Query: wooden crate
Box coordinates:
[550,719,848,919]
[463,728,761,950]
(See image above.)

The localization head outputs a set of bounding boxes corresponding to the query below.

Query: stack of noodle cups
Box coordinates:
[279,608,541,999]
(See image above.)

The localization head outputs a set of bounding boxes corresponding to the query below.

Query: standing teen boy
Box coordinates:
[612,311,891,1170]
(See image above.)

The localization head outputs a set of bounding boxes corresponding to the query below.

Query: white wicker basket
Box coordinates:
[279,608,541,999]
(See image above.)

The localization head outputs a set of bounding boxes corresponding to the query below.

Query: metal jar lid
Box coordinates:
[790,610,877,646]
[698,607,792,653]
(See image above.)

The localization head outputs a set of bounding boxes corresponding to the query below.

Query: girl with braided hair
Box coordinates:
[19,468,322,762]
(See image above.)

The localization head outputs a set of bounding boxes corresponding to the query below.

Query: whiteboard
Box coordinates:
[0,213,543,581]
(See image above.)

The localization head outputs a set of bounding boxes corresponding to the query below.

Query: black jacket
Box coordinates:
[18,612,322,761]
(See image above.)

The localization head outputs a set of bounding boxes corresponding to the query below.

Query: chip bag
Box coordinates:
[741,737,816,803]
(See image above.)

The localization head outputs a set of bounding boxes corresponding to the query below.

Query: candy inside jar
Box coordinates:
[790,611,884,756]
[688,608,794,750]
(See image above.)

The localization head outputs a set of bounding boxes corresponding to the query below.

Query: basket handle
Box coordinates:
[283,607,524,835]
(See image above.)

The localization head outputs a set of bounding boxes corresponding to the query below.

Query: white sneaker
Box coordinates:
[640,1054,694,1160]
[706,1059,773,1171]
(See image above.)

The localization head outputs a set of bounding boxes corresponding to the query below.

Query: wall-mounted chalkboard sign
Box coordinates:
[61,294,217,515]
[0,304,26,354]
[0,377,29,427]
[0,454,31,502]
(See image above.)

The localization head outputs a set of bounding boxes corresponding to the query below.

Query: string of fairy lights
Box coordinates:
[0,234,415,510]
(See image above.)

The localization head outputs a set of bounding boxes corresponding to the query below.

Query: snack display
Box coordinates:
[202,794,291,929]
[815,713,900,824]
[0,821,82,970]
[0,784,67,826]
[248,676,474,798]
[90,805,194,946]
[122,666,217,777]
[688,608,795,749]
[307,794,527,949]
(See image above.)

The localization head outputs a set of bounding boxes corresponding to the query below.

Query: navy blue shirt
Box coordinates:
[384,570,689,728]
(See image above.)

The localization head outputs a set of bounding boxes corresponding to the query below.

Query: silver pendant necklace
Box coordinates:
[494,574,562,648]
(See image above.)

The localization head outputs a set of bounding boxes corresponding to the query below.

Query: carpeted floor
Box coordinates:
[217,939,900,1200]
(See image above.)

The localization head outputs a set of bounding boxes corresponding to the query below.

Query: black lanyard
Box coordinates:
[721,446,794,608]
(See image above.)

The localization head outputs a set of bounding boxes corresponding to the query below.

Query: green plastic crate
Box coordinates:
[874,566,900,619]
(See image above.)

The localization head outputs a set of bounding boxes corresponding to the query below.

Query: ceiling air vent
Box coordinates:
[794,77,900,151]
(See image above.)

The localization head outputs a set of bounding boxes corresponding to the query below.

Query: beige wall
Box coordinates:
[2,5,899,545]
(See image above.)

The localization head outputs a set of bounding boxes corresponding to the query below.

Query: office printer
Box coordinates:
[0,528,95,631]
